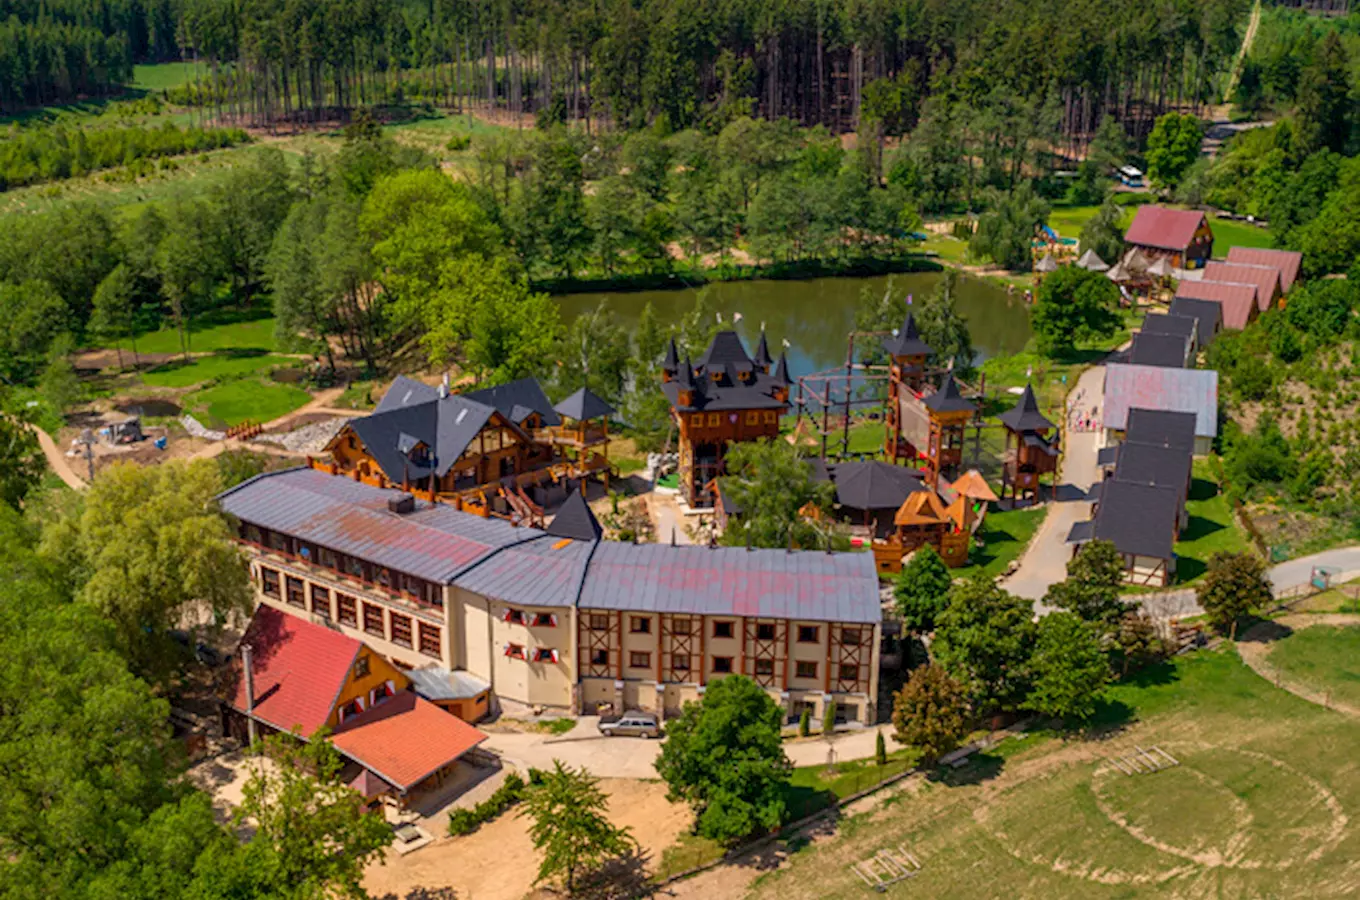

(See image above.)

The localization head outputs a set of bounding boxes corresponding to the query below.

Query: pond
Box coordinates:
[556,272,1031,376]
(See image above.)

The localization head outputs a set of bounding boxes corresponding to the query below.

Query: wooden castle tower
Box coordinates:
[881,313,975,488]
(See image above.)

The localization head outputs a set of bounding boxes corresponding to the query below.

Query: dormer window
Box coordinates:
[711,371,722,383]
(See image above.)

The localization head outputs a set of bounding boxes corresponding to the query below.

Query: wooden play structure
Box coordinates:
[997,383,1059,502]
[882,314,979,489]
[869,469,996,574]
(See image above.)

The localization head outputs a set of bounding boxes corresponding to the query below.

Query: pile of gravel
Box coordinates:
[255,417,350,454]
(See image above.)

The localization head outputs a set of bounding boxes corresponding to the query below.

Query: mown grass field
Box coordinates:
[1266,625,1360,711]
[1174,460,1253,583]
[183,378,312,427]
[1049,203,1275,258]
[958,505,1047,579]
[140,352,296,388]
[745,649,1360,899]
[125,313,279,356]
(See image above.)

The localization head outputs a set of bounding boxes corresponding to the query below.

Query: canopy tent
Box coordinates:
[1122,248,1151,273]
[1146,256,1175,278]
[1034,253,1059,273]
[1075,248,1109,272]
[1105,262,1133,283]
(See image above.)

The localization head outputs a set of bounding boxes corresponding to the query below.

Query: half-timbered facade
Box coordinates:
[218,466,884,725]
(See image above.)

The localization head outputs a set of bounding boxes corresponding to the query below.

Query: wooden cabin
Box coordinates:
[997,383,1059,503]
[1124,206,1213,270]
[661,331,791,508]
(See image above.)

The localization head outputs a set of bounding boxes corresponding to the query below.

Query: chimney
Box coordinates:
[241,643,259,746]
[439,372,450,399]
[388,493,416,514]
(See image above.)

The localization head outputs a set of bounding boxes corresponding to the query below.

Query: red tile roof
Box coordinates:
[1203,261,1281,311]
[1173,280,1259,330]
[227,604,360,736]
[332,691,487,790]
[1125,206,1206,252]
[1226,246,1302,292]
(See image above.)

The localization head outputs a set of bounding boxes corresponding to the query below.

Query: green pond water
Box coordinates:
[556,272,1031,375]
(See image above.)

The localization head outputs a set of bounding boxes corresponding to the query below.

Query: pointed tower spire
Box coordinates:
[676,354,696,390]
[753,330,773,372]
[997,382,1054,433]
[773,351,790,387]
[922,372,975,413]
[546,491,603,541]
[882,311,933,359]
[663,336,679,371]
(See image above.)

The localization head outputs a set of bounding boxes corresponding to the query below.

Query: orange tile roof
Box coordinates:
[331,691,487,791]
[227,604,359,736]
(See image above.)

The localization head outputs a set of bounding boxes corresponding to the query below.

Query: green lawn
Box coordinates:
[1047,204,1276,258]
[1266,625,1360,711]
[746,648,1360,899]
[125,315,280,356]
[131,62,203,93]
[141,352,296,388]
[1174,460,1253,583]
[183,378,311,427]
[957,505,1048,579]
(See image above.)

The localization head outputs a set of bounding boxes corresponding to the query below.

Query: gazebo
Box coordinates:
[1076,248,1109,272]
[1034,253,1059,274]
[825,460,926,538]
[549,386,616,490]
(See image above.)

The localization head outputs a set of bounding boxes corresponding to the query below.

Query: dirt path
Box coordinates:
[362,778,689,900]
[1223,0,1263,102]
[1237,614,1360,717]
[30,424,88,490]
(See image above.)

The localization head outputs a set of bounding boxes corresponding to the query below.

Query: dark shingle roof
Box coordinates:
[1124,408,1198,453]
[753,331,774,369]
[463,378,561,427]
[922,373,975,414]
[827,461,926,510]
[347,395,498,482]
[1167,297,1222,347]
[997,383,1054,433]
[546,491,604,542]
[375,375,439,413]
[1087,480,1181,560]
[882,313,933,358]
[554,387,615,422]
[662,332,791,412]
[1140,314,1198,343]
[1112,442,1192,495]
[663,338,679,370]
[1128,332,1191,369]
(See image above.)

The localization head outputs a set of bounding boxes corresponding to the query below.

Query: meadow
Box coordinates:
[745,648,1360,899]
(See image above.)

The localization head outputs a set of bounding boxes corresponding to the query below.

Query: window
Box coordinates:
[672,654,690,671]
[260,567,280,598]
[763,411,777,424]
[318,547,337,569]
[796,661,818,679]
[504,608,526,625]
[589,614,610,631]
[343,556,364,580]
[285,576,305,608]
[756,623,776,641]
[630,616,651,634]
[390,612,412,648]
[797,625,820,644]
[754,658,775,677]
[841,627,863,646]
[374,567,392,589]
[706,413,721,427]
[363,603,385,638]
[310,584,330,618]
[369,680,395,706]
[713,621,734,639]
[590,648,609,666]
[337,594,357,627]
[533,648,560,663]
[296,541,315,562]
[839,663,860,683]
[671,617,691,635]
[418,622,441,658]
[354,655,370,679]
[531,613,558,627]
[504,643,526,660]
[268,531,290,553]
[745,411,760,426]
[712,656,733,674]
[339,698,364,721]
[244,524,262,544]
[691,413,704,428]
[630,651,651,669]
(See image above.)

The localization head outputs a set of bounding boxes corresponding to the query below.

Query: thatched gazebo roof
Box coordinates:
[1076,248,1109,272]
[1034,253,1059,273]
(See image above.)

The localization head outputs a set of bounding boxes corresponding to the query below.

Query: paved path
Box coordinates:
[1003,364,1105,603]
[1237,613,1360,717]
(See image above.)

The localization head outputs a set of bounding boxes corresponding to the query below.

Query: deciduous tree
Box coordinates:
[932,575,1037,712]
[1196,551,1272,632]
[1145,112,1203,190]
[655,675,792,844]
[1043,539,1133,633]
[891,663,969,765]
[718,441,841,551]
[893,545,953,634]
[521,761,638,893]
[1031,265,1121,358]
[1026,612,1109,722]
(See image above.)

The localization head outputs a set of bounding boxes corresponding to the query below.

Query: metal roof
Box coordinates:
[578,542,882,623]
[1202,261,1281,312]
[217,467,537,583]
[1124,206,1206,251]
[1226,246,1302,292]
[1173,280,1257,330]
[1103,364,1218,439]
[453,534,595,608]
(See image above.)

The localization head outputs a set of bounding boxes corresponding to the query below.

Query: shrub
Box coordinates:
[445,134,472,152]
[822,700,837,735]
[447,770,528,836]
[798,708,810,737]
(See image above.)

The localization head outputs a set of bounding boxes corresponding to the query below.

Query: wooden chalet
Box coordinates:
[997,383,1058,503]
[661,330,791,508]
[321,376,612,522]
[881,314,977,487]
[1124,206,1213,269]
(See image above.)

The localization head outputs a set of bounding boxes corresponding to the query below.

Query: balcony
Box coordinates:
[536,423,609,448]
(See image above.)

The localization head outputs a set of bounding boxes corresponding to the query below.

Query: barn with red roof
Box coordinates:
[1124,205,1214,269]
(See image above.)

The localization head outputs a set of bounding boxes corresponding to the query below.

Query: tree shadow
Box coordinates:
[1237,616,1293,646]
[929,751,1004,786]
[373,888,460,900]
[782,784,838,822]
[1176,554,1207,583]
[1081,698,1138,739]
[572,851,654,899]
[1187,477,1218,503]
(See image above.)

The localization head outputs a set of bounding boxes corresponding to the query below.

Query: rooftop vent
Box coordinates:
[388,493,416,515]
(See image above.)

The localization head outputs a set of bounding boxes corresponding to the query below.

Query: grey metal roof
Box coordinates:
[453,534,595,608]
[578,542,882,623]
[217,467,536,583]
[405,666,491,701]
[1103,364,1218,439]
